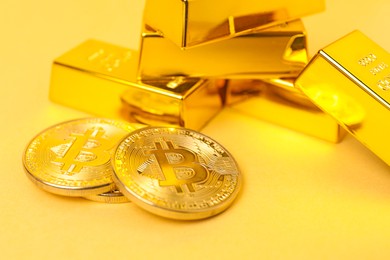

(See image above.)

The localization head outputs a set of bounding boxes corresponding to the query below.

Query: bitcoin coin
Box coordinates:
[112,127,242,220]
[84,187,130,203]
[23,118,145,197]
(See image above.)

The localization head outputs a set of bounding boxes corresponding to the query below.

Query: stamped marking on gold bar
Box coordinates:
[357,53,390,92]
[357,53,377,67]
[377,75,390,91]
[87,48,133,72]
[370,62,388,76]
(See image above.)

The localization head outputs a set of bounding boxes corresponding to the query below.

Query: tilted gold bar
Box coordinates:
[49,40,223,130]
[295,31,390,164]
[139,20,308,79]
[227,78,346,142]
[143,0,325,48]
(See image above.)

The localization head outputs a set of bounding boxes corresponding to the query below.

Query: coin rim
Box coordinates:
[83,188,130,203]
[22,117,145,197]
[112,126,242,220]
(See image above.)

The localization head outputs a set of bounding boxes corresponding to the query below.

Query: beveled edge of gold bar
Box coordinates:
[181,0,189,48]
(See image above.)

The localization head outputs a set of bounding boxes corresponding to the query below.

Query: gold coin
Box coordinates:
[84,187,130,203]
[23,118,145,197]
[112,127,242,220]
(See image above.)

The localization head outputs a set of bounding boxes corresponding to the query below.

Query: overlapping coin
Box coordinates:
[23,118,145,197]
[112,126,242,220]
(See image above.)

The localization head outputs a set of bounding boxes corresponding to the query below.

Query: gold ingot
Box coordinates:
[143,0,325,48]
[121,77,224,130]
[139,20,308,79]
[227,78,346,143]
[295,30,390,164]
[49,39,138,118]
[49,40,223,130]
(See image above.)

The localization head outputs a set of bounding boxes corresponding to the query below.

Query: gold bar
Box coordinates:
[139,20,308,79]
[295,31,390,164]
[120,77,225,130]
[227,78,346,142]
[49,40,223,130]
[143,0,325,48]
[49,39,138,118]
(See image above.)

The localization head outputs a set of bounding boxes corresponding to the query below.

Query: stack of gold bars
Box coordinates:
[23,1,390,220]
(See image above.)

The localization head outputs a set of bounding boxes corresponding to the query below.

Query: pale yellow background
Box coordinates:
[2,0,390,259]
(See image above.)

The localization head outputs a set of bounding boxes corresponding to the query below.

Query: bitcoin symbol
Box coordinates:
[52,127,111,175]
[143,141,209,193]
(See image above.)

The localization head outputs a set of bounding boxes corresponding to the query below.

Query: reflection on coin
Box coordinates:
[112,127,242,220]
[84,187,130,203]
[23,118,145,197]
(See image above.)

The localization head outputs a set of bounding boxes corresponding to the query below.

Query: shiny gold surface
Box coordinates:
[23,118,145,196]
[143,0,324,48]
[228,79,345,142]
[50,40,222,130]
[112,127,241,220]
[296,30,390,164]
[6,1,390,258]
[49,39,139,118]
[121,77,224,130]
[139,20,308,79]
[263,78,318,108]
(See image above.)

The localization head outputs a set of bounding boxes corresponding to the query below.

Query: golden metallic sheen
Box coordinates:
[139,20,308,79]
[143,0,325,48]
[50,40,223,130]
[23,118,145,196]
[227,79,346,142]
[121,76,224,130]
[296,31,390,164]
[112,127,241,220]
[50,39,139,118]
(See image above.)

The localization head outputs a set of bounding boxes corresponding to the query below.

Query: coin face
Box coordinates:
[23,118,145,196]
[112,127,241,220]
